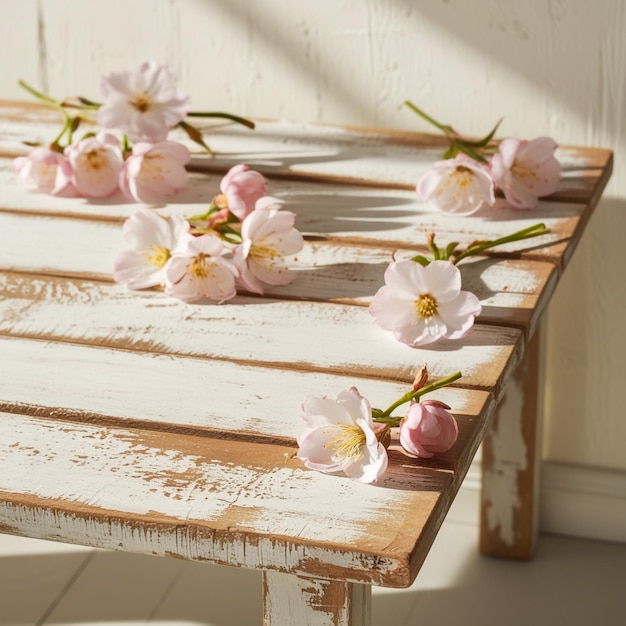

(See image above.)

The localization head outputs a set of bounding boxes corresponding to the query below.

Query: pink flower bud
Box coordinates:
[14,147,65,193]
[220,164,267,220]
[412,364,429,391]
[399,400,458,458]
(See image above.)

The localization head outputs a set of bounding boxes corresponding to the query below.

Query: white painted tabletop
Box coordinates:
[0,102,612,587]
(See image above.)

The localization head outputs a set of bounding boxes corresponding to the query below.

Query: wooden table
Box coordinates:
[0,102,612,625]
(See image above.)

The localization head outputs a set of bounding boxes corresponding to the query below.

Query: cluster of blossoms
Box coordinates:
[405,101,561,215]
[14,61,253,203]
[366,103,557,350]
[297,366,460,483]
[114,164,304,302]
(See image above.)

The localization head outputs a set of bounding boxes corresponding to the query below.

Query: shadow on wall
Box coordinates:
[543,195,626,467]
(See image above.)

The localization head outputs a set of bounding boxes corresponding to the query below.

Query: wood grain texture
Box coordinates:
[0,410,492,587]
[0,101,612,208]
[0,169,601,274]
[0,335,493,442]
[0,273,522,393]
[0,208,559,332]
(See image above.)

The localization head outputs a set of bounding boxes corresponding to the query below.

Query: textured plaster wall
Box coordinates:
[2,0,625,470]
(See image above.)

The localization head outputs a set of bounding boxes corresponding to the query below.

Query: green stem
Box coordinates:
[18,79,58,107]
[19,79,75,146]
[187,202,220,222]
[186,111,255,129]
[453,223,549,264]
[404,100,454,136]
[51,116,72,148]
[379,371,462,419]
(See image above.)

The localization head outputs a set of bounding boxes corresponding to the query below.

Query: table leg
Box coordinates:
[263,571,371,626]
[480,325,544,559]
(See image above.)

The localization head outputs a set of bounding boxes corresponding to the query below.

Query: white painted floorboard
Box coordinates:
[0,519,625,626]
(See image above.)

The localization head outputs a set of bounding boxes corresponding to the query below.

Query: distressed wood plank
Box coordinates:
[0,273,522,393]
[0,204,559,333]
[0,254,556,339]
[0,406,492,588]
[0,101,612,208]
[0,335,494,442]
[0,159,597,268]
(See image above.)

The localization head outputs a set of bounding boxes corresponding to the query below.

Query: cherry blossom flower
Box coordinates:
[119,141,190,204]
[51,158,81,197]
[399,400,458,458]
[98,61,191,143]
[14,147,65,193]
[418,153,495,215]
[64,132,124,198]
[218,164,267,220]
[369,260,481,347]
[297,387,388,483]
[164,232,238,303]
[233,198,304,294]
[490,137,561,209]
[113,208,189,290]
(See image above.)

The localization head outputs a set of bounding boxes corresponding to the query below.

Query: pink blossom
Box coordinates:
[14,147,65,193]
[218,164,267,220]
[52,158,81,197]
[399,400,458,458]
[490,137,561,209]
[98,61,191,143]
[64,132,124,198]
[119,141,190,204]
[113,208,189,290]
[369,260,481,347]
[418,153,495,215]
[297,387,388,483]
[164,232,238,303]
[233,199,304,294]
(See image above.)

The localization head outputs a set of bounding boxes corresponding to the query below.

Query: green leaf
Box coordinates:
[444,241,459,260]
[465,117,503,148]
[410,255,431,266]
[456,142,488,163]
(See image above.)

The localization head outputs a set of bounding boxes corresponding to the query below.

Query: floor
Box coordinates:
[1,514,625,626]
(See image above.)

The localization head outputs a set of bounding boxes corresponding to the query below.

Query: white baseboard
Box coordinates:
[447,459,626,545]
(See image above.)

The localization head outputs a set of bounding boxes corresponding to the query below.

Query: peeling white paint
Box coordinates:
[0,336,491,438]
[482,375,528,546]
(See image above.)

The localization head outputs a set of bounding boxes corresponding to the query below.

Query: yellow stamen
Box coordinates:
[145,245,170,268]
[190,254,210,279]
[453,165,473,187]
[326,424,366,461]
[250,243,286,274]
[82,148,106,170]
[416,293,438,319]
[511,162,538,188]
[130,92,152,113]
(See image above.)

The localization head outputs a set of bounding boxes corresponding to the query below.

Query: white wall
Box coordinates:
[3,0,626,472]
